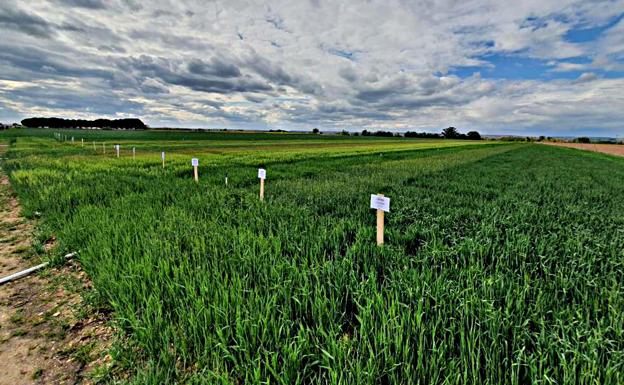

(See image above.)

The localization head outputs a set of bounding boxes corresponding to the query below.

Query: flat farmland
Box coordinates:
[0,129,623,385]
[543,142,624,157]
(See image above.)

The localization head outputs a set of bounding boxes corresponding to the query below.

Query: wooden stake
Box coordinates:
[194,166,198,182]
[132,147,135,160]
[103,143,105,154]
[258,168,266,200]
[93,141,96,150]
[376,193,384,246]
[161,152,165,168]
[225,174,228,186]
[81,138,84,147]
[116,145,120,158]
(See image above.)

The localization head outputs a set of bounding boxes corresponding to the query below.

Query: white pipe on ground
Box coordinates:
[0,252,77,286]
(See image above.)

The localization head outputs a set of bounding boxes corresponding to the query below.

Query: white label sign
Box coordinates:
[370,194,390,212]
[258,168,266,179]
[161,152,165,160]
[115,145,120,150]
[191,158,199,167]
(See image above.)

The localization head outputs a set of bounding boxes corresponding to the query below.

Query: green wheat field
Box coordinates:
[1,128,623,384]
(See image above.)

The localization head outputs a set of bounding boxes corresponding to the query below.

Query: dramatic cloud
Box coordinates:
[0,0,623,136]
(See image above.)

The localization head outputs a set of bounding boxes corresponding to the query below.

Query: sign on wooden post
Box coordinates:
[258,168,266,201]
[191,158,199,181]
[161,151,165,168]
[115,144,120,158]
[370,193,390,245]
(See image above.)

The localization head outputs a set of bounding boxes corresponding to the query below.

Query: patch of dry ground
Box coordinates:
[542,142,624,157]
[0,144,114,384]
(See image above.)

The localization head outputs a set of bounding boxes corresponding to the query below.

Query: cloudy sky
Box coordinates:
[1,0,623,136]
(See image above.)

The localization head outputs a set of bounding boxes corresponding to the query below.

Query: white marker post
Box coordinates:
[93,141,96,150]
[71,136,74,143]
[132,147,135,160]
[115,144,120,158]
[258,168,266,201]
[370,193,390,246]
[225,173,228,186]
[81,138,84,147]
[191,158,199,182]
[103,143,106,154]
[161,151,165,168]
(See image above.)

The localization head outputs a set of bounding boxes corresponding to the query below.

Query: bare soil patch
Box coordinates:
[0,148,114,384]
[542,142,624,157]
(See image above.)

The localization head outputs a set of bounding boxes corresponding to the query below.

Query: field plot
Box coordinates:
[1,129,623,385]
[543,141,624,157]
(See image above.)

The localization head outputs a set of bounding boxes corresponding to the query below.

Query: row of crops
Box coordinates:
[1,129,623,384]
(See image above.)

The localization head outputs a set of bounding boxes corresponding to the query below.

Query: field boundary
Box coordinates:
[541,142,624,157]
[0,144,114,384]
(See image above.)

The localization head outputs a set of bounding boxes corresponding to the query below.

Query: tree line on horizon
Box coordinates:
[21,117,147,130]
[323,126,482,140]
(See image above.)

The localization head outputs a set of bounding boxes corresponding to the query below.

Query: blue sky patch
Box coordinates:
[564,13,623,43]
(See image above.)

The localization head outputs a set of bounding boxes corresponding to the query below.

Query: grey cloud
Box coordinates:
[339,67,358,82]
[0,4,55,38]
[0,43,116,82]
[169,75,272,93]
[245,95,266,103]
[244,54,323,95]
[246,54,294,85]
[152,9,175,18]
[140,78,169,94]
[55,0,106,9]
[97,45,127,53]
[121,0,142,12]
[6,84,143,115]
[128,29,214,51]
[575,72,598,83]
[120,55,272,94]
[188,58,241,78]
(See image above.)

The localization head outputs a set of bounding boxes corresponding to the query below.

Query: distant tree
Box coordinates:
[499,136,527,142]
[340,130,350,136]
[574,137,591,143]
[404,131,442,139]
[442,126,459,139]
[21,117,147,130]
[466,131,482,140]
[538,135,545,142]
[312,128,320,134]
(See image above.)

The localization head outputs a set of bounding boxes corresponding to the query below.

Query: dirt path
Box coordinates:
[0,144,114,384]
[542,142,624,157]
